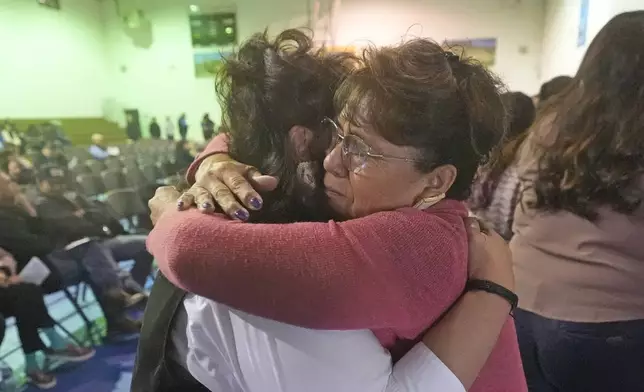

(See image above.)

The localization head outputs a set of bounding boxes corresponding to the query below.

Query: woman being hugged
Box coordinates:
[149,37,527,391]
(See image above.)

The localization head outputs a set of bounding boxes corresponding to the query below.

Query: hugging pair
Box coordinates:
[133,29,526,392]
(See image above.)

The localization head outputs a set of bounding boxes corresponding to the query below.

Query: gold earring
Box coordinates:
[413,193,446,210]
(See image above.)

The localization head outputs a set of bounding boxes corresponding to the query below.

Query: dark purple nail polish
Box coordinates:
[249,197,262,209]
[235,209,249,220]
[201,202,212,210]
[177,200,184,209]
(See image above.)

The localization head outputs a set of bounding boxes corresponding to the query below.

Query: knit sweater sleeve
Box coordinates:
[148,202,468,330]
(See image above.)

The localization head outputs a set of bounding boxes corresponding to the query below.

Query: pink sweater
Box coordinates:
[148,135,527,391]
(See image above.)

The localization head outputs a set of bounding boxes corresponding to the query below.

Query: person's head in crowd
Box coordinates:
[502,92,536,140]
[323,40,506,219]
[202,113,210,121]
[41,142,54,158]
[36,166,68,196]
[531,11,644,221]
[151,117,158,123]
[91,133,105,149]
[5,156,33,185]
[537,75,572,107]
[469,91,535,212]
[217,29,356,222]
[0,172,19,205]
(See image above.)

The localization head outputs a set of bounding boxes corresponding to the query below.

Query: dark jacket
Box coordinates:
[0,204,57,264]
[149,122,161,139]
[33,194,118,243]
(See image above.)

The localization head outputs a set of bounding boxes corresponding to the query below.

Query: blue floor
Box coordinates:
[23,339,137,392]
[0,261,148,391]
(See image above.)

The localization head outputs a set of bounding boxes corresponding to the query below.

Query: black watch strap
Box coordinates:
[465,279,518,312]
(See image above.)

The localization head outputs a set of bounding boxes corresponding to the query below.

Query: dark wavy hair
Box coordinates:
[335,39,507,200]
[215,29,356,222]
[530,11,644,221]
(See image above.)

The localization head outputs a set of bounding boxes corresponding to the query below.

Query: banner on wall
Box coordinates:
[190,13,237,47]
[194,51,234,78]
[444,38,497,67]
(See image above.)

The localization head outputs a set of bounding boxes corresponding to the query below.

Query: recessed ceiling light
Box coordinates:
[189,5,199,12]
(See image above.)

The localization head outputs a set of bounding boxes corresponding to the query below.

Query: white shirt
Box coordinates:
[171,294,465,392]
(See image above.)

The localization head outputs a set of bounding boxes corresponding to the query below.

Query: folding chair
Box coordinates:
[105,189,150,234]
[85,159,107,177]
[40,255,103,346]
[76,173,105,198]
[141,163,162,184]
[101,169,127,191]
[105,157,123,172]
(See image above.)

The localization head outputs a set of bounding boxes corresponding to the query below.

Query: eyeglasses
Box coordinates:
[321,117,421,173]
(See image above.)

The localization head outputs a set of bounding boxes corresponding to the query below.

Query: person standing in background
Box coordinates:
[149,118,161,139]
[511,12,644,392]
[164,116,175,141]
[201,113,215,141]
[468,92,535,240]
[126,114,142,142]
[178,113,188,140]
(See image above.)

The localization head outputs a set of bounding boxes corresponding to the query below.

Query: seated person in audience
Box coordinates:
[33,142,67,171]
[0,172,144,338]
[88,133,115,160]
[468,91,536,240]
[33,166,154,288]
[2,154,34,185]
[0,247,95,389]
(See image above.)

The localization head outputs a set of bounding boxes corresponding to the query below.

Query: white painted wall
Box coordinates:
[540,0,642,82]
[101,0,546,141]
[0,0,107,118]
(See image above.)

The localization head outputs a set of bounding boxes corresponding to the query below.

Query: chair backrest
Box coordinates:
[85,159,107,177]
[76,173,105,197]
[101,169,127,191]
[105,157,123,171]
[141,163,161,183]
[105,189,148,218]
[158,159,177,177]
[123,166,148,187]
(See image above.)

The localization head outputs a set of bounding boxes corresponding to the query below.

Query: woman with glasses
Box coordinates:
[147,36,526,391]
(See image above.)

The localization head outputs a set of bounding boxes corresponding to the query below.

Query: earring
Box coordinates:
[413,193,446,210]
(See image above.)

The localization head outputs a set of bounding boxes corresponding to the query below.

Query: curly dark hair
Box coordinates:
[334,39,507,200]
[530,11,644,221]
[215,29,356,222]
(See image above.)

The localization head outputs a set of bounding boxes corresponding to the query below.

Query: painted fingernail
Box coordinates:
[177,200,184,209]
[249,197,262,209]
[235,209,249,221]
[201,202,212,210]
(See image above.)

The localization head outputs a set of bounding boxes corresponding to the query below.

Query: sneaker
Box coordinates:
[46,345,96,363]
[27,371,57,390]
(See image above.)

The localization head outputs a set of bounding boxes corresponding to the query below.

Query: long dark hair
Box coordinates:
[530,11,644,220]
[215,29,356,222]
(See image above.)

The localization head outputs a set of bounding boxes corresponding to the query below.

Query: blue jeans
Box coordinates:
[515,308,644,392]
